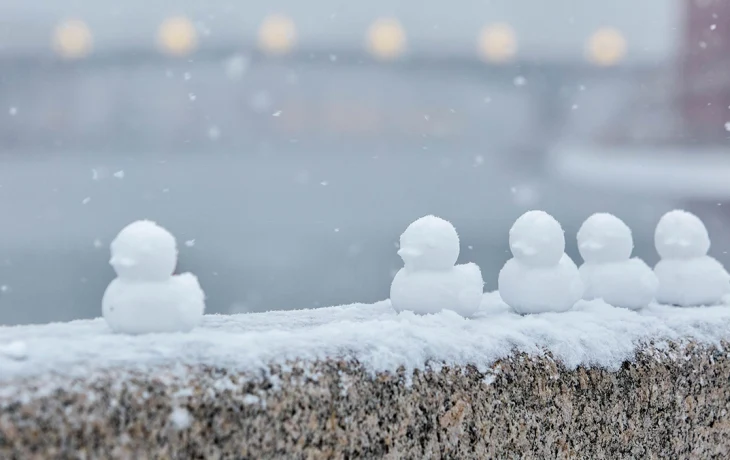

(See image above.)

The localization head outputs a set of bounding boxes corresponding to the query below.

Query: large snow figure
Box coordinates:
[102,220,205,334]
[577,213,658,310]
[498,210,583,314]
[390,215,483,317]
[654,210,730,306]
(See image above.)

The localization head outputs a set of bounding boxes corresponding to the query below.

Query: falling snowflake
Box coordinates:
[207,125,221,140]
[82,197,91,205]
[272,110,282,117]
[225,54,250,80]
[183,72,192,80]
[93,238,103,249]
[510,184,539,206]
[725,121,730,132]
[513,76,527,87]
[188,93,197,101]
[113,170,125,179]
[184,239,196,247]
[8,107,17,116]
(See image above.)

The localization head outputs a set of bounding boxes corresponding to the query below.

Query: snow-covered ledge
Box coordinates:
[2,294,730,458]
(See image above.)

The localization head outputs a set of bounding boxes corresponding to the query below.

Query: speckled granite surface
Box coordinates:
[1,342,729,459]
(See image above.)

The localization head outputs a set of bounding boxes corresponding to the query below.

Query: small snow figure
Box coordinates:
[390,215,484,317]
[653,210,730,306]
[102,220,205,334]
[577,213,658,310]
[498,210,583,314]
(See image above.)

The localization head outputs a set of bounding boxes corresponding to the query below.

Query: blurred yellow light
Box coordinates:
[53,19,93,59]
[157,16,197,56]
[586,28,627,66]
[367,18,406,60]
[478,23,517,63]
[258,15,297,55]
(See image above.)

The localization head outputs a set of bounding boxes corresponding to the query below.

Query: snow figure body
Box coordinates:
[390,215,484,317]
[577,213,658,310]
[653,210,729,307]
[102,220,205,334]
[498,210,583,314]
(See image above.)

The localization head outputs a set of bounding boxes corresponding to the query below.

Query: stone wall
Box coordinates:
[1,342,730,459]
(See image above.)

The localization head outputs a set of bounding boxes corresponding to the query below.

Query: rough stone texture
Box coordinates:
[1,342,730,459]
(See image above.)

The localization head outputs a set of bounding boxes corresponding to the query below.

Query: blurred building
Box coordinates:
[0,0,681,153]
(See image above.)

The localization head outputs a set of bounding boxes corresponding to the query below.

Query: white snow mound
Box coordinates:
[1,293,730,385]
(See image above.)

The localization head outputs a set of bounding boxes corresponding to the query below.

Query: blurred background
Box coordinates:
[1,0,730,325]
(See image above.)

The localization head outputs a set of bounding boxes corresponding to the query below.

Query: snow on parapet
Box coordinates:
[1,293,730,386]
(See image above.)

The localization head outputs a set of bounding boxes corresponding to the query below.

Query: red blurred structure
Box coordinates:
[681,0,730,144]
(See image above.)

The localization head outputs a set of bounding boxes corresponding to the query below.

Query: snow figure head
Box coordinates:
[509,210,565,266]
[110,220,178,281]
[577,213,633,264]
[655,210,710,259]
[398,215,459,270]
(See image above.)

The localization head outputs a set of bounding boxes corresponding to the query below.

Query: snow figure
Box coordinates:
[102,220,205,334]
[498,210,583,314]
[390,215,483,317]
[577,213,658,310]
[653,210,730,306]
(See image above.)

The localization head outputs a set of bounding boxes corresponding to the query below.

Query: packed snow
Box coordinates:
[102,220,205,334]
[577,213,634,263]
[654,210,730,306]
[508,210,566,266]
[578,213,658,310]
[390,215,483,317]
[654,210,710,260]
[1,293,730,386]
[498,211,584,314]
